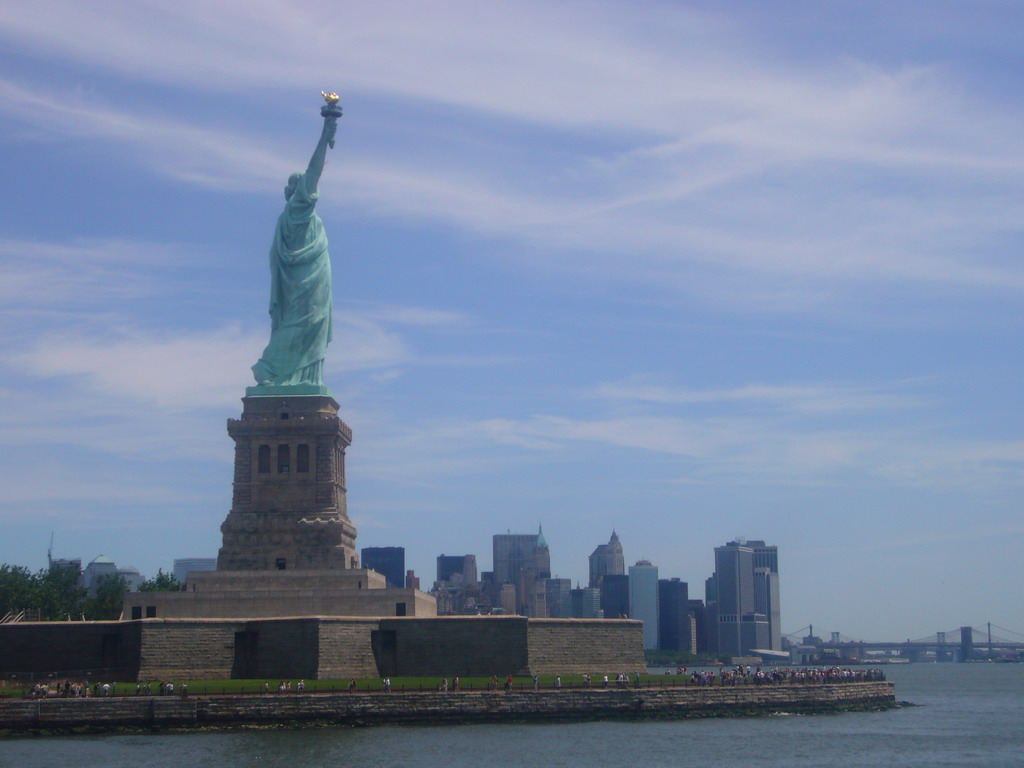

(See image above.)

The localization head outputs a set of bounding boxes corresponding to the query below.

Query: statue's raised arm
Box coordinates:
[304,95,340,192]
[249,93,342,395]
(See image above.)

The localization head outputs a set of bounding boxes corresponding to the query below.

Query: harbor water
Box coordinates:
[2,662,1021,767]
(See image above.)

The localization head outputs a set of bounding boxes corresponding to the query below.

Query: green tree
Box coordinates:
[84,573,128,620]
[139,569,180,592]
[34,563,87,620]
[0,564,37,617]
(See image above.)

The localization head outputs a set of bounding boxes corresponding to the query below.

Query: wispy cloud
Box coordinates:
[355,304,470,328]
[0,79,292,192]
[590,377,929,415]
[11,326,260,409]
[351,405,1024,494]
[8,308,443,410]
[0,237,191,311]
[3,3,1023,315]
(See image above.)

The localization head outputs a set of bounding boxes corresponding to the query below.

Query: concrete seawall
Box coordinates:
[0,682,896,731]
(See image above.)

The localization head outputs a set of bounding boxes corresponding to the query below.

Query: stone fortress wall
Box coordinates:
[528,619,652,674]
[0,615,645,682]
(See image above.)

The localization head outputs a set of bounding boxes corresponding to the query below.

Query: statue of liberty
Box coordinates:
[250,93,341,392]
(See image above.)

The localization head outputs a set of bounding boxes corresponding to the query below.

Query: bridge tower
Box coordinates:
[959,625,974,662]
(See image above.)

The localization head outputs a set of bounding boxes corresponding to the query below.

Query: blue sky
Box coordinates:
[1,0,1021,641]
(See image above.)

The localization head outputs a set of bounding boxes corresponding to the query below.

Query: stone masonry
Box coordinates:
[527,618,646,674]
[0,616,645,681]
[122,392,438,620]
[0,683,897,730]
[218,395,358,572]
[123,569,437,619]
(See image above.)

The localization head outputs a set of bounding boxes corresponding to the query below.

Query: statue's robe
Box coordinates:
[252,174,333,386]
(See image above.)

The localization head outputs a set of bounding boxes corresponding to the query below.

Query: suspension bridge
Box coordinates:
[783,623,1024,663]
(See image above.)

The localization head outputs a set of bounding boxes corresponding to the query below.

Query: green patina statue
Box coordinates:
[250,93,342,395]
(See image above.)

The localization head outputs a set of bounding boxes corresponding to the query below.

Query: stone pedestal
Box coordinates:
[123,569,438,619]
[123,392,437,622]
[218,395,358,571]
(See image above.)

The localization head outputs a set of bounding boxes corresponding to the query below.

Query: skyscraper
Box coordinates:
[600,574,630,619]
[545,578,572,618]
[492,526,549,615]
[361,546,405,589]
[436,554,477,584]
[498,583,517,614]
[749,540,782,651]
[708,539,781,658]
[588,530,625,588]
[533,525,551,580]
[571,585,603,618]
[629,560,660,650]
[492,532,540,585]
[658,577,691,652]
[431,554,480,615]
[173,557,216,585]
[689,599,710,654]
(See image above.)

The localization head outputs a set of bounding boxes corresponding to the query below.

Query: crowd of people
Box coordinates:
[420,666,886,692]
[24,680,193,698]
[27,681,92,698]
[683,665,887,687]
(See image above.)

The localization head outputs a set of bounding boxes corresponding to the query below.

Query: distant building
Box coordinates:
[498,583,517,614]
[493,527,550,616]
[406,570,420,590]
[657,578,691,652]
[750,540,782,651]
[49,557,82,574]
[689,599,709,654]
[526,576,548,618]
[47,538,82,580]
[629,560,660,649]
[437,555,460,583]
[545,578,572,618]
[361,547,405,589]
[436,554,478,584]
[173,558,216,585]
[431,555,481,615]
[83,555,118,596]
[704,575,719,654]
[493,532,540,585]
[571,586,603,618]
[432,582,458,614]
[477,571,498,611]
[589,530,625,588]
[707,539,781,658]
[712,541,760,657]
[47,557,83,590]
[601,574,630,619]
[117,566,145,592]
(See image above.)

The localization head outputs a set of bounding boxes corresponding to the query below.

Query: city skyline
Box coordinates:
[2,2,1022,640]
